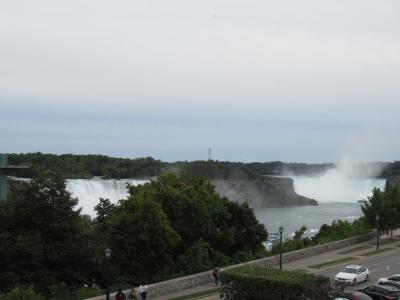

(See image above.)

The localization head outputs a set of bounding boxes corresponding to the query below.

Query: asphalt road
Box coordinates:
[316,249,400,291]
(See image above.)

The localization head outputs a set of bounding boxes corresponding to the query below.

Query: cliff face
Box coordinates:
[211,176,317,208]
[387,175,400,188]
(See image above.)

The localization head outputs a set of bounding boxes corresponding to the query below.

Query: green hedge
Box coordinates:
[220,266,336,300]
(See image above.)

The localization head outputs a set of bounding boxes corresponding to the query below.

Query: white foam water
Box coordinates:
[66,179,148,217]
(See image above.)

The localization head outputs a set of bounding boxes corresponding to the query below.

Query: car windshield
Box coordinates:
[343,268,358,274]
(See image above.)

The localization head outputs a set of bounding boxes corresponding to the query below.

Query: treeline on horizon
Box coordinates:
[8,152,399,179]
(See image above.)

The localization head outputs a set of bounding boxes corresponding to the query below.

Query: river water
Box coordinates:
[255,176,386,237]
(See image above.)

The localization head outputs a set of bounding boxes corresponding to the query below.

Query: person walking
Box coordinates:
[212,267,220,287]
[138,284,148,300]
[128,288,138,300]
[115,289,126,300]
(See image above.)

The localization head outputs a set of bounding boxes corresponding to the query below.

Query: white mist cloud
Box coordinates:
[292,160,387,203]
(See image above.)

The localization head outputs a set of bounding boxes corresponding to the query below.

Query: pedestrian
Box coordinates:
[138,284,148,300]
[212,267,220,286]
[128,288,138,300]
[115,289,126,300]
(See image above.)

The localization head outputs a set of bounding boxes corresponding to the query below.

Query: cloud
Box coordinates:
[0,0,399,161]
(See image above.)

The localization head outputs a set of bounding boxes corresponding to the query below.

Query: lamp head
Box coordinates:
[104,248,112,259]
[279,226,284,233]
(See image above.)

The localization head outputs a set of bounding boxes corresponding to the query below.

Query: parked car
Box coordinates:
[356,285,400,300]
[335,265,370,285]
[334,291,373,300]
[378,274,400,285]
[378,281,400,290]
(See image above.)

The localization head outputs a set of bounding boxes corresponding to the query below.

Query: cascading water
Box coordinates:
[66,179,148,217]
[256,161,387,237]
[292,175,386,203]
[291,160,386,203]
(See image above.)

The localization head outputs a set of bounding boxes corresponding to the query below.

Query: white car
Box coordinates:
[377,274,400,285]
[335,265,370,285]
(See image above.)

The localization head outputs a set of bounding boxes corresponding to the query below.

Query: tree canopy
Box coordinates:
[361,186,400,235]
[96,173,268,284]
[0,173,92,296]
[1,171,268,297]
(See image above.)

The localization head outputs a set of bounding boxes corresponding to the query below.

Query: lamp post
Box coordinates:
[376,215,380,252]
[279,226,284,271]
[105,248,112,300]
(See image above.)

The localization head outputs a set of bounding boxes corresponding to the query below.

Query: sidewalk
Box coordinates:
[152,283,218,300]
[152,234,400,300]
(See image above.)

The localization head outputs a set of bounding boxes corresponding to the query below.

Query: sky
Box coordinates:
[1,0,399,163]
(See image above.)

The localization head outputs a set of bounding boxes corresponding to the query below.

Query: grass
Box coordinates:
[168,287,221,300]
[338,245,371,254]
[309,257,357,269]
[378,238,400,246]
[294,269,308,273]
[360,247,395,257]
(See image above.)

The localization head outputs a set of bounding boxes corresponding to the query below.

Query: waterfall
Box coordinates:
[66,179,148,217]
[291,168,386,203]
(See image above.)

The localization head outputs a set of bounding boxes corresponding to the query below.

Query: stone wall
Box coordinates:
[86,232,375,300]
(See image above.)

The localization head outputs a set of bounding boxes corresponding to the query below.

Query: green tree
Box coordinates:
[0,173,92,295]
[95,173,267,282]
[361,187,400,235]
[105,187,181,283]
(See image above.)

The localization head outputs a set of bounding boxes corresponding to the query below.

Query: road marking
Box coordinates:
[387,265,390,271]
[370,269,377,273]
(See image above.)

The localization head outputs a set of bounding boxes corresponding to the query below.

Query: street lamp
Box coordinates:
[376,215,380,252]
[105,248,112,300]
[279,226,284,271]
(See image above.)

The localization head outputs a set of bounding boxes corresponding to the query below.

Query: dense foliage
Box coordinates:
[9,153,336,179]
[220,266,336,300]
[269,219,371,255]
[361,186,400,235]
[381,161,400,177]
[0,173,93,296]
[9,153,163,179]
[96,174,268,283]
[9,152,400,181]
[0,172,267,298]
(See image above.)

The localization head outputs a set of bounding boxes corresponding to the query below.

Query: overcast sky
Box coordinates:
[1,0,399,162]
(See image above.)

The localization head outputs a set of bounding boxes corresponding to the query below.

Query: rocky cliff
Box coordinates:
[211,176,317,208]
[387,175,400,189]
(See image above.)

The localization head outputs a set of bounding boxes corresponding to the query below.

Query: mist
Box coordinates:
[290,160,387,203]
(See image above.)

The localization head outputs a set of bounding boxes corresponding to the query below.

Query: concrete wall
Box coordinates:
[86,232,375,300]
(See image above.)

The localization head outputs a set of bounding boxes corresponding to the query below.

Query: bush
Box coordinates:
[0,287,46,300]
[313,218,371,244]
[76,286,104,299]
[220,266,336,300]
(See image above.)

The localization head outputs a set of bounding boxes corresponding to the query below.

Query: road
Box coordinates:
[317,249,400,290]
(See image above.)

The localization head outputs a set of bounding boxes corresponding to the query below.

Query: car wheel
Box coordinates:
[365,274,369,282]
[352,278,357,286]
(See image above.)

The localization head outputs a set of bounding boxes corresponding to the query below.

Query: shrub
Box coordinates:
[76,286,104,299]
[220,266,336,300]
[0,287,46,300]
